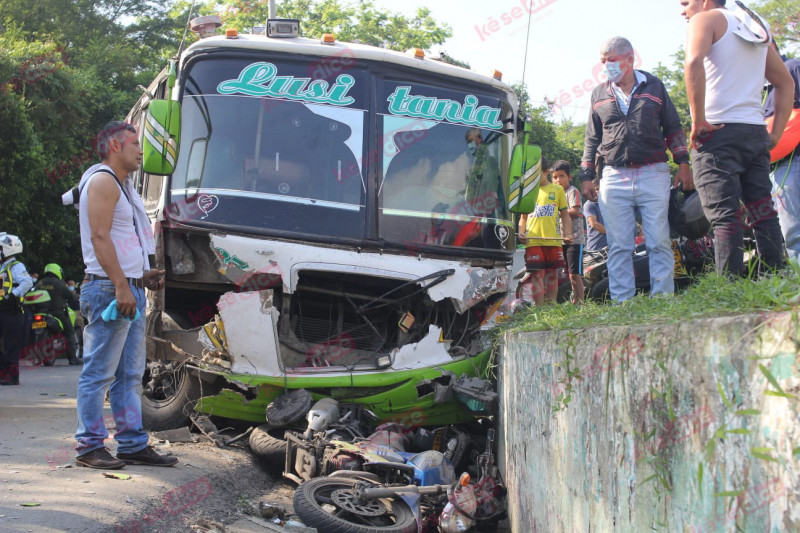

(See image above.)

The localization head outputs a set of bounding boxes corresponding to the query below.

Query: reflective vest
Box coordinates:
[0,260,19,302]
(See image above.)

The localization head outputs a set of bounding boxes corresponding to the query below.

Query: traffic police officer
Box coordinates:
[0,233,33,385]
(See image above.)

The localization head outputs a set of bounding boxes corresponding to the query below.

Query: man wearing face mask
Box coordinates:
[579,37,693,302]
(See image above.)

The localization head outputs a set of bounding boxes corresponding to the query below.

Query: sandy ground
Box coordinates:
[0,359,298,533]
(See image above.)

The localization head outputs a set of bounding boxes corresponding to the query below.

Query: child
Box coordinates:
[550,160,586,303]
[518,161,572,305]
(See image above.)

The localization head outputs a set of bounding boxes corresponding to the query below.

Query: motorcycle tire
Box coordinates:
[294,477,417,533]
[589,278,610,302]
[249,425,290,470]
[41,333,59,366]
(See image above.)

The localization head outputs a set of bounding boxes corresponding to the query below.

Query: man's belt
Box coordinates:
[82,274,144,289]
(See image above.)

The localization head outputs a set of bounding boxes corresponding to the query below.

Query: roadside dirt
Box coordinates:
[0,360,299,533]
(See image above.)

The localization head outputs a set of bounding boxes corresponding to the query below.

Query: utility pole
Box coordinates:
[269,0,276,19]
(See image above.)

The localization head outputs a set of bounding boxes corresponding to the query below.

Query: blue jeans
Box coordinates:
[75,280,148,455]
[771,153,800,261]
[600,163,674,301]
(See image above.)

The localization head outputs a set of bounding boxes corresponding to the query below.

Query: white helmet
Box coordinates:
[0,233,23,259]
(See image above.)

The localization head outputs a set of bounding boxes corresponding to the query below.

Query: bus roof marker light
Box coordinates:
[406,48,426,59]
[226,28,239,39]
[267,19,300,38]
[321,34,336,45]
[190,15,222,39]
[491,70,503,81]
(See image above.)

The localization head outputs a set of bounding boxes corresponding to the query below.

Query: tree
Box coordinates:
[755,0,800,55]
[512,82,582,172]
[216,0,452,52]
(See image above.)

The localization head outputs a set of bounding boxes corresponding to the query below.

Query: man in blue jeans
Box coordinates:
[75,121,174,469]
[764,57,800,262]
[580,37,693,302]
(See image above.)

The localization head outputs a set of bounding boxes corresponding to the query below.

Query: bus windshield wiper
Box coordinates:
[355,269,455,314]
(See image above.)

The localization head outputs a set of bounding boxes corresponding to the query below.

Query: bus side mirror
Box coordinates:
[507,142,541,213]
[142,100,181,175]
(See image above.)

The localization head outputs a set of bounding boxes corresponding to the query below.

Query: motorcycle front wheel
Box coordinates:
[293,477,418,533]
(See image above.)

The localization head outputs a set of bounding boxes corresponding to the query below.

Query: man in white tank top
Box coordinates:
[74,122,175,470]
[681,0,794,276]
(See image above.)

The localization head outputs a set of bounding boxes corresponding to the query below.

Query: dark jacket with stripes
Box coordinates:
[579,70,689,181]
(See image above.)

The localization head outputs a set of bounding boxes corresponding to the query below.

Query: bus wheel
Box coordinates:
[141,362,212,431]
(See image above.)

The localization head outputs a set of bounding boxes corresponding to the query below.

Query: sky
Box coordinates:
[368,0,692,122]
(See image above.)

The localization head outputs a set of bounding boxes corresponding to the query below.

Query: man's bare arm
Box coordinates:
[685,11,725,145]
[86,173,137,318]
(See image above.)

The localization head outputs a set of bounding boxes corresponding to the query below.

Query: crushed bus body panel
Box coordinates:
[131,31,520,430]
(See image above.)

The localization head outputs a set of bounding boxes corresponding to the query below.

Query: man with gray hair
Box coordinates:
[579,37,693,302]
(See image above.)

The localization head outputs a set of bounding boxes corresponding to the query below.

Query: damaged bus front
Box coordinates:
[128,26,534,431]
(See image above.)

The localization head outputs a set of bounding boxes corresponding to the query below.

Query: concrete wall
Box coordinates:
[498,311,800,532]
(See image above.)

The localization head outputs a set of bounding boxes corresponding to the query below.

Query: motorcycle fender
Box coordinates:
[399,493,422,533]
[328,470,382,484]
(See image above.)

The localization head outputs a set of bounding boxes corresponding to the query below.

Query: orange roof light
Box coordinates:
[407,48,425,59]
[226,28,238,39]
[491,69,503,81]
[321,33,336,44]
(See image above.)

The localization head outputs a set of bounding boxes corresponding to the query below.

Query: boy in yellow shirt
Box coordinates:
[518,166,572,305]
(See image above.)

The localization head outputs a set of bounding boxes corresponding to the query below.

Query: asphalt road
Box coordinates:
[0,358,294,533]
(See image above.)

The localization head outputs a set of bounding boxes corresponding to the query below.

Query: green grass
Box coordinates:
[503,263,800,333]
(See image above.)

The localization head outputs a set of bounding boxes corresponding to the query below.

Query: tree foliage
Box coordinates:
[0,0,460,277]
[755,0,800,54]
[513,82,582,173]
[217,0,452,51]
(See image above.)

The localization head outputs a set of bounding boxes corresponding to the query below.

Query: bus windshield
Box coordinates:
[169,55,514,251]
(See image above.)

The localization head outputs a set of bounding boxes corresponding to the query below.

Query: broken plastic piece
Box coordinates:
[452,375,498,415]
[102,473,131,480]
[416,370,456,403]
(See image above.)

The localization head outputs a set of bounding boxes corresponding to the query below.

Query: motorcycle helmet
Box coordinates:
[0,233,23,259]
[669,187,711,240]
[44,263,63,280]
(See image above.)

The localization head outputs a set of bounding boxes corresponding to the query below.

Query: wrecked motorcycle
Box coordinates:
[248,370,498,468]
[293,428,505,533]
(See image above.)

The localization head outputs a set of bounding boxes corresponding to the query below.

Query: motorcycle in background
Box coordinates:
[21,289,81,366]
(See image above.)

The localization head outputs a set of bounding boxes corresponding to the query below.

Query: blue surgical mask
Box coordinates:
[68,286,75,292]
[604,61,624,84]
[467,141,478,156]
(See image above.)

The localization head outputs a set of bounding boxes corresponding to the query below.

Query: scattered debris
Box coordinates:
[257,502,287,520]
[152,426,195,443]
[224,426,254,446]
[191,518,227,532]
[20,503,41,507]
[103,473,130,480]
[191,414,225,447]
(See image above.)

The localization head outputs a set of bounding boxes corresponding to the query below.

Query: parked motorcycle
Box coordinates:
[21,289,82,365]
[585,186,714,301]
[585,236,715,301]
